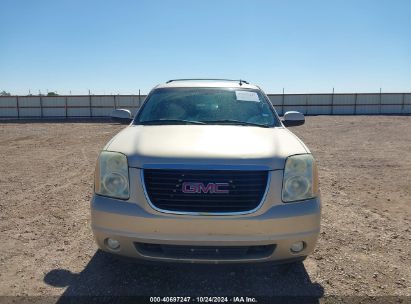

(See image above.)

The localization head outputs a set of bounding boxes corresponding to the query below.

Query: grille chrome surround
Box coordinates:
[141,169,271,215]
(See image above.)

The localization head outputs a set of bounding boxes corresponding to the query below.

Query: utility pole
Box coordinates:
[139,89,141,107]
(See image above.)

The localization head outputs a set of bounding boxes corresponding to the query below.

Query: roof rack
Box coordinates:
[166,78,249,86]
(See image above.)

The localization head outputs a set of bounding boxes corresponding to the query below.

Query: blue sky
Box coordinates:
[1,0,410,95]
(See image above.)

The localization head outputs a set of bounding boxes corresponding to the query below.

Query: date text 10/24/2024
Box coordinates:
[150,296,258,303]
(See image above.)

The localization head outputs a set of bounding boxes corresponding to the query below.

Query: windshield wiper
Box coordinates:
[202,120,270,128]
[138,119,206,125]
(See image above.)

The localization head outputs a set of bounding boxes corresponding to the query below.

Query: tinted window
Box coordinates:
[135,88,280,127]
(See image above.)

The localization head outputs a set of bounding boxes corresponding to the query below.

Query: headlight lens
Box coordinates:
[282,154,318,202]
[94,151,129,199]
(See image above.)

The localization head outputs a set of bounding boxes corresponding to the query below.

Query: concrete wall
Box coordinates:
[1,93,410,118]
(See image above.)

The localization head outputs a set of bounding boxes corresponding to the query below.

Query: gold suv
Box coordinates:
[91,79,321,264]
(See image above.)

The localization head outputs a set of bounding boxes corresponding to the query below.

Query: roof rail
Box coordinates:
[166,78,249,85]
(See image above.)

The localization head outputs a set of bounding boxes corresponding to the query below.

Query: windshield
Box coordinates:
[134,88,280,127]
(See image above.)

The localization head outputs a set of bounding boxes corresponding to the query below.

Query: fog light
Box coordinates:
[290,241,305,253]
[105,238,120,250]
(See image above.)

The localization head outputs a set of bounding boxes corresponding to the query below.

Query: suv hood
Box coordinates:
[105,125,308,170]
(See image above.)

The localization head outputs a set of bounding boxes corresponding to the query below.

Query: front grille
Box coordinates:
[143,169,268,213]
[135,243,276,260]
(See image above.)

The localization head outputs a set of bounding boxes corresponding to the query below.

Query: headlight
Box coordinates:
[282,154,318,203]
[94,151,129,199]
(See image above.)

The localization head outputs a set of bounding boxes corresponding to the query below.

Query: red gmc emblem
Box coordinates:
[182,182,230,194]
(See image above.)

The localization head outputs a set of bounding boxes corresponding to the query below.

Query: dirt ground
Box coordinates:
[0,116,410,301]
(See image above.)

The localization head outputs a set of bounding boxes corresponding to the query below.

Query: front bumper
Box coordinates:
[91,193,321,263]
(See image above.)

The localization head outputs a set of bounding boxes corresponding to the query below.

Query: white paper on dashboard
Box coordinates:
[235,91,260,102]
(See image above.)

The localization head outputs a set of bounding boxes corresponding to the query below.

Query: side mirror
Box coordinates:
[282,111,305,127]
[111,109,132,124]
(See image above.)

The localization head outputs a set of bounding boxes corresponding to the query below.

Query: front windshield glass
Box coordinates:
[134,88,280,127]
